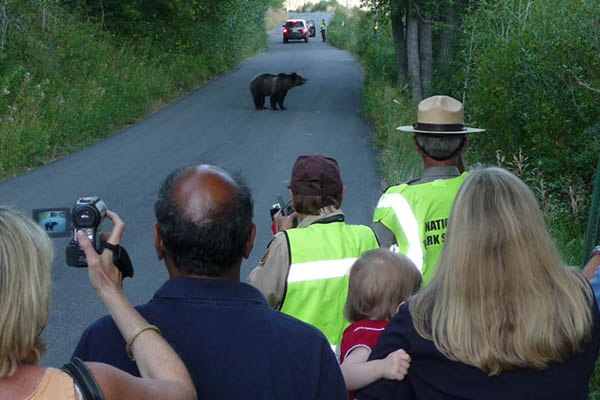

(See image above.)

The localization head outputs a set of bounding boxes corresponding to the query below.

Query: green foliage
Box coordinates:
[457,0,600,261]
[60,0,268,61]
[268,0,285,9]
[0,0,270,179]
[296,0,339,12]
[329,9,398,85]
[591,359,600,400]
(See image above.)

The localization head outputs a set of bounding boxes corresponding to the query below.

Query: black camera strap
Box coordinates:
[101,242,134,278]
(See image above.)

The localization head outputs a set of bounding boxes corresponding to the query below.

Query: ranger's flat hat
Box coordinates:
[397,95,485,134]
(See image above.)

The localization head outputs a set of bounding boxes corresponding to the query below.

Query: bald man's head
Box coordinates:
[154,164,254,277]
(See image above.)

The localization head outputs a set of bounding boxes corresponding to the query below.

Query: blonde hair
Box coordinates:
[345,249,422,323]
[0,206,53,377]
[410,167,594,375]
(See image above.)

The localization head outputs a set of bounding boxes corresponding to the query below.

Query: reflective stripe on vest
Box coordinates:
[375,193,423,271]
[287,258,358,282]
[373,173,468,285]
[280,221,379,347]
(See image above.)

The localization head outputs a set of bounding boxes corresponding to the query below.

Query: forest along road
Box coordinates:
[0,12,382,367]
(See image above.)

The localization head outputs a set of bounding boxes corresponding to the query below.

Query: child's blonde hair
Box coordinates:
[344,249,421,323]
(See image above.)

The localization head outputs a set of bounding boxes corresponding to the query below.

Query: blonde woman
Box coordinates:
[357,167,599,400]
[0,206,196,400]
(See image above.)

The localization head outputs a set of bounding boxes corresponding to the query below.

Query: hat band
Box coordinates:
[413,122,466,132]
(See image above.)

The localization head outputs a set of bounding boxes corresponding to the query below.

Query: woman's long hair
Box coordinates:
[410,167,594,375]
[0,206,52,377]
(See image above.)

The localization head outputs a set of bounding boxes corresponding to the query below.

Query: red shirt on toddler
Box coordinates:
[340,319,389,400]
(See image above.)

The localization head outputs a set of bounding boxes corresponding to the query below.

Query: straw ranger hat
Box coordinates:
[397,95,485,134]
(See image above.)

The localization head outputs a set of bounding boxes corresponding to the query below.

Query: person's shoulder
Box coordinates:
[257,231,289,266]
[77,303,155,345]
[261,305,330,340]
[386,303,417,335]
[382,182,411,194]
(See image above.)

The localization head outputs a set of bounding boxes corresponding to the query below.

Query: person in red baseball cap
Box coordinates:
[248,155,379,356]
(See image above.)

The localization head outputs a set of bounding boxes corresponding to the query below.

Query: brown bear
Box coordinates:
[250,73,307,110]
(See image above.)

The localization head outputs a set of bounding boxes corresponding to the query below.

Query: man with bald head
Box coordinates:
[73,164,347,399]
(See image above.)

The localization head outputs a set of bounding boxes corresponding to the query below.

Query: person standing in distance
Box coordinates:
[372,95,484,285]
[248,155,379,355]
[320,19,327,41]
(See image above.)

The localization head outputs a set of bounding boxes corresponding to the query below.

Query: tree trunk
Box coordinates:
[390,5,407,83]
[439,3,456,64]
[0,0,7,54]
[419,18,433,95]
[406,1,422,102]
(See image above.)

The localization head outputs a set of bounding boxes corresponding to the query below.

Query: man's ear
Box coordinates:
[243,223,257,259]
[153,223,166,260]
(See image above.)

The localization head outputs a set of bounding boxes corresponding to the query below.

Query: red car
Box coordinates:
[283,20,309,43]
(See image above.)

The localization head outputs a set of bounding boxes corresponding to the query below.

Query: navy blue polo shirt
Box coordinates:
[73,278,347,399]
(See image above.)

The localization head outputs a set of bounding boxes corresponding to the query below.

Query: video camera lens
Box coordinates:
[72,206,101,228]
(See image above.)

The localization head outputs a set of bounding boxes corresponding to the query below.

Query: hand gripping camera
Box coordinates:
[269,194,298,234]
[66,196,107,268]
[33,197,134,278]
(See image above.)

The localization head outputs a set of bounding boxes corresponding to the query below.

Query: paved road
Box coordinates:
[0,12,382,367]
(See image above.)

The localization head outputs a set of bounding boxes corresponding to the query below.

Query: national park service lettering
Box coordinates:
[423,218,448,249]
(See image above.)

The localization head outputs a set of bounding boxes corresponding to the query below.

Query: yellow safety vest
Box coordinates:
[280,218,379,350]
[373,172,468,285]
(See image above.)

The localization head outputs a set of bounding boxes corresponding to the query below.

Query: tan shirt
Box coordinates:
[247,208,344,309]
[26,368,81,400]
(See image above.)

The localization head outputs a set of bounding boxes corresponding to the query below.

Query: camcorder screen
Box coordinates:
[32,208,71,238]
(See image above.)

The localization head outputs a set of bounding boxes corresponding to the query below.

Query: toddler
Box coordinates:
[340,249,422,399]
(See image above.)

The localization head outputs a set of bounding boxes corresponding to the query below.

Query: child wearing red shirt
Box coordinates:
[340,249,422,399]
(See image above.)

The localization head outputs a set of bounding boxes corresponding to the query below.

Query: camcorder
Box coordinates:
[32,197,133,278]
[270,194,298,233]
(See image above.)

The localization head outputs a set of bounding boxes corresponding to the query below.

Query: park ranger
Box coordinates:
[248,155,379,354]
[373,95,484,285]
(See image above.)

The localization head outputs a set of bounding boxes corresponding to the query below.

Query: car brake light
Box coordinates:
[302,28,307,33]
[283,28,288,34]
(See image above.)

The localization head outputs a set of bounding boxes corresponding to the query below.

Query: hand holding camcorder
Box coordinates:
[66,197,107,268]
[77,209,130,294]
[32,197,133,278]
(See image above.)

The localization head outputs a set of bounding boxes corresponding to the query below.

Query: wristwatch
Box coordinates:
[593,245,600,257]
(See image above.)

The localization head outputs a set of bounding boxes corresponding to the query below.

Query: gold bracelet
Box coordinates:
[125,324,162,361]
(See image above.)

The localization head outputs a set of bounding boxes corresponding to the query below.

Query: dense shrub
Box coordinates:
[456,0,600,262]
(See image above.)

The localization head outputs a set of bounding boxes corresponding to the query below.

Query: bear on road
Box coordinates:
[250,73,307,110]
